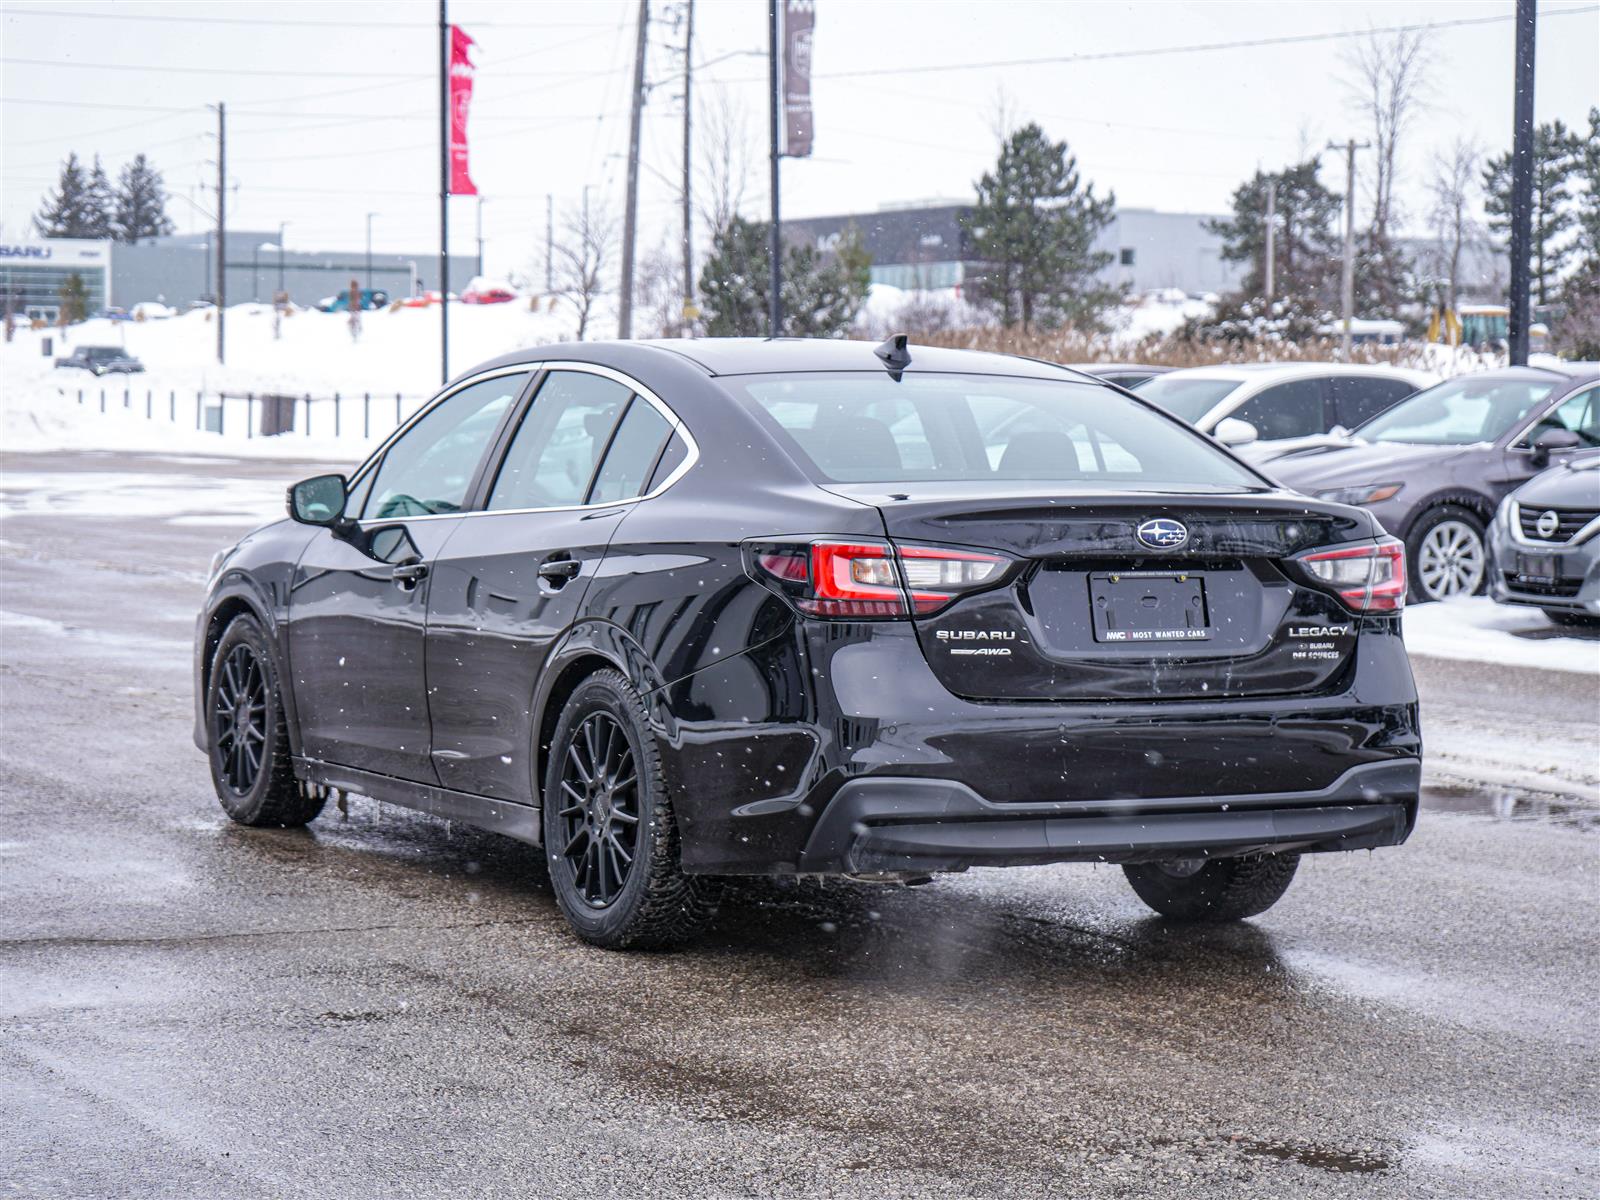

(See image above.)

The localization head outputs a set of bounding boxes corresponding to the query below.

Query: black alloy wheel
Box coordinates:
[206,613,326,828]
[212,642,268,795]
[556,711,640,908]
[542,669,716,948]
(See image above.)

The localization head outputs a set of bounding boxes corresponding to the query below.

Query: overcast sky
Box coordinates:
[3,0,1597,281]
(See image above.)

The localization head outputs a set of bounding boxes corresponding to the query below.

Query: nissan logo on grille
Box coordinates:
[1535,510,1560,539]
[1136,518,1189,550]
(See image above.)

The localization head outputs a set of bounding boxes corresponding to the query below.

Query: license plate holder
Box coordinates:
[1514,552,1564,582]
[1089,571,1211,643]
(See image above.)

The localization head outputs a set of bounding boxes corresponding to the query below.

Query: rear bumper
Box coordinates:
[800,759,1419,874]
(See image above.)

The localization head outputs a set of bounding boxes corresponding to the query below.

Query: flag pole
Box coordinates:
[439,0,450,384]
[767,1,782,338]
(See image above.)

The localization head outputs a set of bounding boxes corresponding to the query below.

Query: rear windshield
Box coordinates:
[1356,375,1559,445]
[1132,375,1243,423]
[734,372,1263,489]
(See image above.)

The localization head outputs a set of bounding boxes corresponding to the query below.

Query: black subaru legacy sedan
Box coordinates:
[194,339,1421,948]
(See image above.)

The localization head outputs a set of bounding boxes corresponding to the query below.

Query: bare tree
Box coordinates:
[1345,27,1432,240]
[634,240,686,337]
[551,200,618,341]
[695,88,754,237]
[1426,138,1482,310]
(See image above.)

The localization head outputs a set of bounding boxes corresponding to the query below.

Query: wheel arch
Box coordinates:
[528,620,676,810]
[1396,489,1494,539]
[197,581,304,759]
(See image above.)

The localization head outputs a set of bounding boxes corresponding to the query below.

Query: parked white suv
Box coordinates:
[1135,364,1436,451]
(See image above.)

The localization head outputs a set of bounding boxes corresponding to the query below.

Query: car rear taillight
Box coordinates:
[1298,539,1406,613]
[747,539,1012,619]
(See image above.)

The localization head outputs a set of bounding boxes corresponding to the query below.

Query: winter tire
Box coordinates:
[206,614,325,827]
[1122,853,1300,922]
[542,669,715,949]
[1406,505,1486,603]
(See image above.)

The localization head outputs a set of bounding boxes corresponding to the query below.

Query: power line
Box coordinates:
[713,5,1600,82]
[0,6,614,29]
[1,56,423,79]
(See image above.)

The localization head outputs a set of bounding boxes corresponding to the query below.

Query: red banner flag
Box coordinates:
[449,25,478,196]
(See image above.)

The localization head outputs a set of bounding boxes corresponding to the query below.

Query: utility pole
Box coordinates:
[215,101,226,365]
[545,194,554,293]
[681,0,695,334]
[1508,0,1536,366]
[366,212,377,289]
[1264,177,1276,306]
[1327,138,1369,362]
[438,0,450,384]
[767,0,782,337]
[618,0,649,339]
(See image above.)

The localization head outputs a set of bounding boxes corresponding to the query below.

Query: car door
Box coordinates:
[1227,378,1330,441]
[288,368,533,782]
[1495,384,1600,497]
[425,367,682,800]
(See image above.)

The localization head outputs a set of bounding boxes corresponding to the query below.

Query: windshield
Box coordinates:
[1355,375,1559,445]
[735,372,1263,490]
[1131,375,1244,424]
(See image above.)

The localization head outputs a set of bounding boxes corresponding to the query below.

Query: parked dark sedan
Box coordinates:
[1268,364,1600,602]
[195,338,1422,948]
[54,344,144,375]
[1489,456,1600,625]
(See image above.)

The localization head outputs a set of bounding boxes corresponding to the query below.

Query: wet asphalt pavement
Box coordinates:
[2,451,1597,1199]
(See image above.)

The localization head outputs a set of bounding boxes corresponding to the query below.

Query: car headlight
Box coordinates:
[1314,483,1403,506]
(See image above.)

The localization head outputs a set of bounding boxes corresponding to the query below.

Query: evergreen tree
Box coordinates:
[84,156,115,239]
[34,153,102,238]
[112,154,175,243]
[1206,159,1342,310]
[1483,118,1584,305]
[57,272,89,324]
[962,124,1116,330]
[697,217,871,337]
[1565,107,1600,297]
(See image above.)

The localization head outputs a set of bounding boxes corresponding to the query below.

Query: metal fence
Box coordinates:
[67,384,432,443]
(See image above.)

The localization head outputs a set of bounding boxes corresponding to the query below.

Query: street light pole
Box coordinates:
[1507,0,1537,365]
[276,221,289,296]
[366,212,377,289]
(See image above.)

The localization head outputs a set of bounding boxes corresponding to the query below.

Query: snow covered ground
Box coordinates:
[1403,596,1599,675]
[2,300,578,459]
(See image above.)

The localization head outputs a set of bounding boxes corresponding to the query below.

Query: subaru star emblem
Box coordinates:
[1535,510,1560,539]
[1136,517,1189,550]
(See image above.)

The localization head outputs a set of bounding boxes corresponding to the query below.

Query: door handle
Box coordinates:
[538,556,582,585]
[391,560,429,587]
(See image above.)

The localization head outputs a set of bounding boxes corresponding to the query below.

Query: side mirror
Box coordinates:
[1214,417,1259,447]
[287,474,348,526]
[1529,426,1581,467]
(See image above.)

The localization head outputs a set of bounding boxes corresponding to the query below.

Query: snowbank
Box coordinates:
[1,299,579,457]
[1403,595,1600,675]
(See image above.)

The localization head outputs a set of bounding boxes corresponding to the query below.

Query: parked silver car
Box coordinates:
[1489,456,1600,625]
[1268,363,1600,602]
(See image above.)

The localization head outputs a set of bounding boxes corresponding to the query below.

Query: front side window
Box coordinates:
[1133,375,1244,425]
[362,372,528,519]
[1229,379,1328,440]
[737,372,1262,490]
[487,371,632,510]
[1525,386,1600,447]
[1357,374,1559,445]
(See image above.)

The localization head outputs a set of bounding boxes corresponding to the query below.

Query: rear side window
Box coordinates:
[590,400,673,502]
[1330,377,1417,428]
[646,431,689,492]
[1229,379,1328,440]
[736,372,1262,489]
[487,371,631,509]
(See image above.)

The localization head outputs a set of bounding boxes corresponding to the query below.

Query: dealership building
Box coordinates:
[1,234,477,319]
[782,202,1248,298]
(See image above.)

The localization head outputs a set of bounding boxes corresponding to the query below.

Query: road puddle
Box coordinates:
[1421,785,1599,831]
